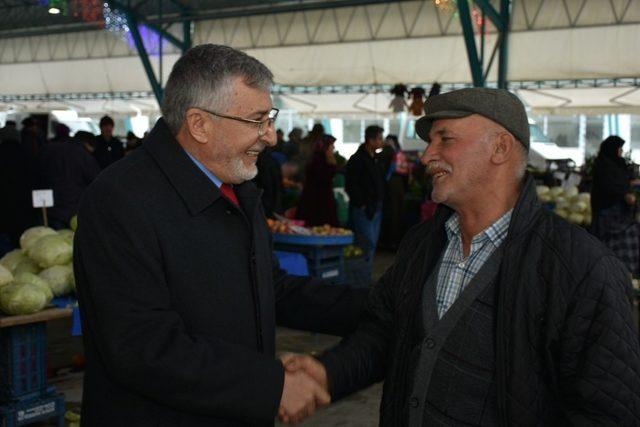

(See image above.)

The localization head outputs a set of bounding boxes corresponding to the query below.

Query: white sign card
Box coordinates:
[32,190,54,208]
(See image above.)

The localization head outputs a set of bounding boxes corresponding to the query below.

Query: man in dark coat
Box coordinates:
[93,115,124,169]
[74,44,367,426]
[253,147,284,218]
[36,130,100,229]
[0,121,33,249]
[345,125,386,278]
[282,88,640,426]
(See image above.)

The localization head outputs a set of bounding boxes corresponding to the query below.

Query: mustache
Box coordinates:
[248,142,266,152]
[426,161,452,175]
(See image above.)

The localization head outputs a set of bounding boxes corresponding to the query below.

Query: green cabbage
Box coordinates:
[0,249,26,273]
[14,272,53,303]
[0,265,13,288]
[39,265,73,296]
[28,235,72,268]
[0,283,48,315]
[56,229,75,246]
[14,258,41,275]
[19,227,56,252]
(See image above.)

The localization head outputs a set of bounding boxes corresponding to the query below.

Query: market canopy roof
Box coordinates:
[0,0,639,114]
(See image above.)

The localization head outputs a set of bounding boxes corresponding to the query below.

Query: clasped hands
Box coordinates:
[277,353,330,424]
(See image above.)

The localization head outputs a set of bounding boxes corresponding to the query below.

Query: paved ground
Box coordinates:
[42,250,397,426]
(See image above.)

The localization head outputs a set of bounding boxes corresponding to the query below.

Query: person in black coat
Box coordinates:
[282,88,640,426]
[36,130,101,229]
[590,135,640,275]
[0,121,34,249]
[74,44,367,427]
[253,147,284,218]
[93,115,124,169]
[345,125,386,277]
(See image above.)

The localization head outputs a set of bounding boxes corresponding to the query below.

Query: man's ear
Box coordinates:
[185,108,210,144]
[491,131,517,165]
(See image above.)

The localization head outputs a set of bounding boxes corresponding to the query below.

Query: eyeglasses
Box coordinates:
[199,107,279,136]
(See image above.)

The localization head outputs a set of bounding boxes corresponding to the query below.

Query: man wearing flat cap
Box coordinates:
[281,87,640,426]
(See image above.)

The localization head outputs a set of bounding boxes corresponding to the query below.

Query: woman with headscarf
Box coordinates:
[590,135,639,275]
[296,134,339,227]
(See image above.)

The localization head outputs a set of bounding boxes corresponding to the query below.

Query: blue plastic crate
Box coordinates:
[309,262,344,284]
[273,242,345,268]
[0,391,65,427]
[0,323,47,402]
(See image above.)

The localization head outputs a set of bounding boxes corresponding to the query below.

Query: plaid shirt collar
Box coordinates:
[445,209,513,252]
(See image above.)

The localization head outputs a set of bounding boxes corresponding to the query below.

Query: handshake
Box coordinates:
[278,353,330,424]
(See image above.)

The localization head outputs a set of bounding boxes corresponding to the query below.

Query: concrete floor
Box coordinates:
[41,250,397,426]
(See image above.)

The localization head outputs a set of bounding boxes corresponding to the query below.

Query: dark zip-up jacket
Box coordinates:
[74,118,367,426]
[320,174,640,426]
[345,143,385,218]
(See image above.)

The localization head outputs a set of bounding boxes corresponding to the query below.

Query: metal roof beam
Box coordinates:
[145,0,411,25]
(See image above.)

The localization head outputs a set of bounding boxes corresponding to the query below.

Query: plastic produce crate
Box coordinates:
[0,391,65,427]
[308,262,344,285]
[0,324,47,402]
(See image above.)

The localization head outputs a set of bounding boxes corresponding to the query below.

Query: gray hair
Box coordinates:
[161,44,274,135]
[515,141,528,180]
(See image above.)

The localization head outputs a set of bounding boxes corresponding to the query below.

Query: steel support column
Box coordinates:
[457,0,511,88]
[458,0,484,87]
[496,0,511,89]
[126,11,164,103]
[182,20,192,53]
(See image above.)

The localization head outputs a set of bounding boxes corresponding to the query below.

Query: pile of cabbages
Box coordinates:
[536,185,592,226]
[0,217,77,316]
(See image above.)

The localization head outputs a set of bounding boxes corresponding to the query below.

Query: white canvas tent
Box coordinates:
[0,0,639,115]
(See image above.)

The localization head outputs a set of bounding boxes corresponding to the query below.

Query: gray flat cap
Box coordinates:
[415,87,529,150]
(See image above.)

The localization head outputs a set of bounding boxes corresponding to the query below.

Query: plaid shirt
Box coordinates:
[435,209,513,318]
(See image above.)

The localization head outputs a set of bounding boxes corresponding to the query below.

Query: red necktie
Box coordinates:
[220,183,239,207]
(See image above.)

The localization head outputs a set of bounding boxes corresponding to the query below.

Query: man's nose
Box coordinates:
[420,142,437,165]
[262,126,277,147]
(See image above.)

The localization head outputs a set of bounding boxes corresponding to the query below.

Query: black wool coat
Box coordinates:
[320,174,640,426]
[74,118,367,426]
[345,144,385,218]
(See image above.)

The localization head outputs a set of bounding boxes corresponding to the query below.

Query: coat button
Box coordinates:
[425,338,435,349]
[410,397,419,408]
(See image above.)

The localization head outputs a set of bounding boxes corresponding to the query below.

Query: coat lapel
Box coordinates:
[143,119,224,215]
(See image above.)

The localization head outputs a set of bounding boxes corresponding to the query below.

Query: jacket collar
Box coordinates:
[504,173,542,242]
[143,118,262,216]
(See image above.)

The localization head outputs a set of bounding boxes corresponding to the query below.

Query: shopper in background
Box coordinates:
[0,121,33,253]
[345,125,385,277]
[380,134,410,250]
[590,135,640,276]
[125,131,142,154]
[282,88,640,426]
[36,128,100,229]
[296,134,339,227]
[93,115,124,169]
[20,116,45,159]
[297,123,325,170]
[253,145,284,218]
[74,44,366,426]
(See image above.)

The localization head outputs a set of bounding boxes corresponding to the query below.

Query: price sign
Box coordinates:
[32,190,54,208]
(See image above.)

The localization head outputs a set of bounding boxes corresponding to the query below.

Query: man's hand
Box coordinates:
[278,368,330,424]
[278,353,330,424]
[280,353,329,392]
